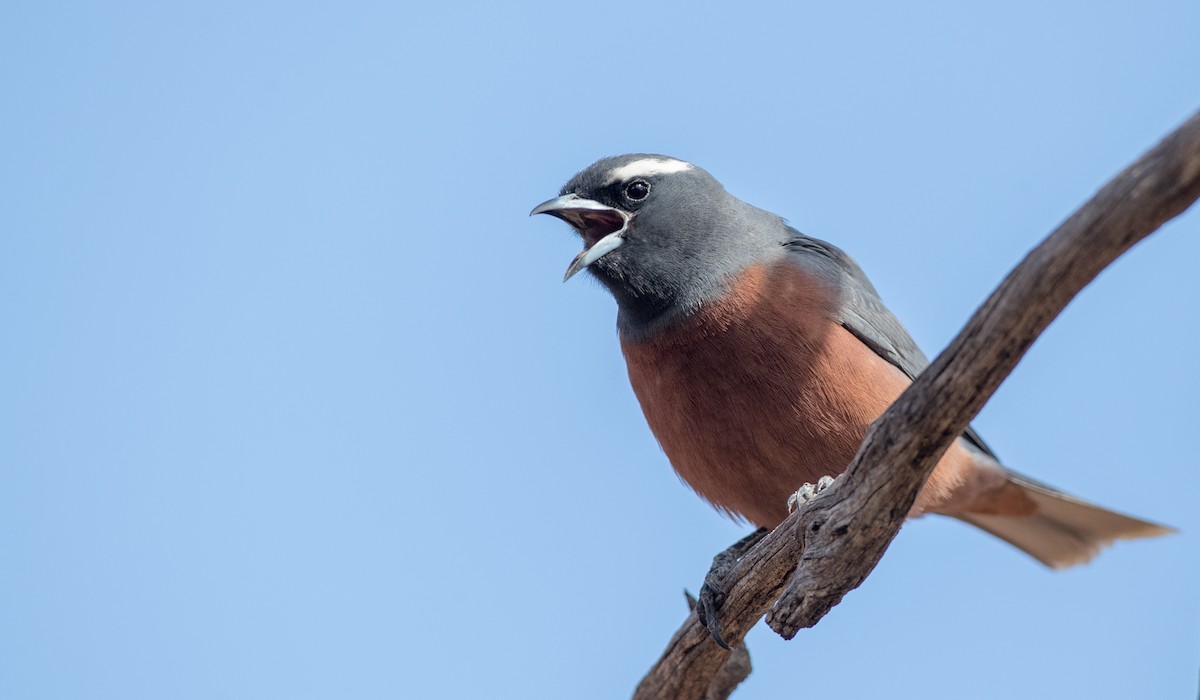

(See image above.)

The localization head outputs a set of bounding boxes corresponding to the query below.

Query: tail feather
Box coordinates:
[957,473,1174,569]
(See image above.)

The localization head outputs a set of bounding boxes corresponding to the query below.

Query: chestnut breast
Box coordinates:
[620,261,915,528]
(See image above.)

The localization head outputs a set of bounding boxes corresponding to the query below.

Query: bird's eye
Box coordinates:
[625,180,650,201]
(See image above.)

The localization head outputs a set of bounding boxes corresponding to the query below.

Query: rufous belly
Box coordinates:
[621,262,1002,528]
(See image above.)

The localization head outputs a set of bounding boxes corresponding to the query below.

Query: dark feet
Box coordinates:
[696,527,768,649]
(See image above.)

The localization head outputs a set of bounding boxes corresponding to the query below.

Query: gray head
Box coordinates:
[531,154,790,335]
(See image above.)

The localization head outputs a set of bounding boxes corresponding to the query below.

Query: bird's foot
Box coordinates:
[786,475,837,513]
[697,527,768,649]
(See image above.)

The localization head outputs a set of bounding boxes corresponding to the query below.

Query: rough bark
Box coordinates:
[633,109,1200,700]
[683,591,752,700]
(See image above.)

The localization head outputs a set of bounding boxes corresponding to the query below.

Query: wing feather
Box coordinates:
[784,232,998,459]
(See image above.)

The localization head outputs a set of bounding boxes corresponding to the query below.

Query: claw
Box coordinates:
[698,579,732,649]
[695,527,768,649]
[787,475,837,513]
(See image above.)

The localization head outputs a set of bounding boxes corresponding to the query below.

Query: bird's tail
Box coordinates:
[956,472,1173,569]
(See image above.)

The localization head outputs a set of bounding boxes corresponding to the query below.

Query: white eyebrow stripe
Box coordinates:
[605,158,693,184]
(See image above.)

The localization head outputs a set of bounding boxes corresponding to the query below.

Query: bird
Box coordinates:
[531,153,1171,569]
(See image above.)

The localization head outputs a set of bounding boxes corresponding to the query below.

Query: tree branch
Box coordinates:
[634,109,1200,700]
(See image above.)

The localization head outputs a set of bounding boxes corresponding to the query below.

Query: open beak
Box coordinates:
[530,194,630,281]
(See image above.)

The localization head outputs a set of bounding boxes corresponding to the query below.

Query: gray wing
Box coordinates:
[783,232,998,460]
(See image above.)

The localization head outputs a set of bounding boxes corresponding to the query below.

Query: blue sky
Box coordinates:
[2,2,1198,698]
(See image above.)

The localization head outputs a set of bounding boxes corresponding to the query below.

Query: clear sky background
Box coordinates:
[2,2,1198,699]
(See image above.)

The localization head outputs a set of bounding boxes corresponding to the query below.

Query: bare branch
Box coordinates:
[634,109,1200,699]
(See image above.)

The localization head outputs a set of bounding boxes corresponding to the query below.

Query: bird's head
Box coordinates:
[531,154,788,333]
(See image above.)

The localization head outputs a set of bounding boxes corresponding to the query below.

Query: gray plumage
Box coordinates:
[784,233,999,459]
[534,153,1171,568]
